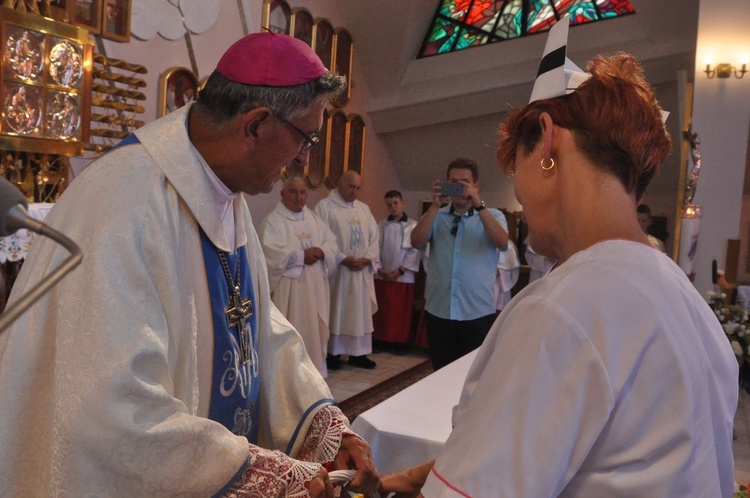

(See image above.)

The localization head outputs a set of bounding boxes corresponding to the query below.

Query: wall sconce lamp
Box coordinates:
[705,57,748,79]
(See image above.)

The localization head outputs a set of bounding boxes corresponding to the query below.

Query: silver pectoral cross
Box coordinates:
[225,285,253,363]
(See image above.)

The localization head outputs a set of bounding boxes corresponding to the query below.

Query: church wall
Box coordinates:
[72,0,403,226]
[691,0,750,293]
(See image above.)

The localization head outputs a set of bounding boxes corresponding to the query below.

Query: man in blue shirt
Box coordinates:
[411,158,509,370]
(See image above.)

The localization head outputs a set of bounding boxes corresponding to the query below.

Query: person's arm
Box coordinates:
[379,460,435,498]
[304,247,325,265]
[319,221,340,277]
[411,179,444,249]
[461,182,508,250]
[360,208,380,273]
[222,445,331,497]
[477,207,508,249]
[259,218,305,283]
[294,405,380,495]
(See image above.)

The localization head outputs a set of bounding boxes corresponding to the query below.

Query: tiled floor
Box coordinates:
[325,348,429,402]
[326,352,750,485]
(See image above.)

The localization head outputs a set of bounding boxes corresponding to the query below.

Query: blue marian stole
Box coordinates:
[200,229,260,443]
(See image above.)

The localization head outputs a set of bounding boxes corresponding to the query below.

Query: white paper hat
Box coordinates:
[529,14,590,104]
[528,14,669,123]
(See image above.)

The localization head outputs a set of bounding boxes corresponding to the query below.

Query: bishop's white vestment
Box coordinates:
[315,190,379,356]
[259,202,338,377]
[0,105,350,497]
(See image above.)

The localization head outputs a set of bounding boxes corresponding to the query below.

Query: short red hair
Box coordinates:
[497,52,672,201]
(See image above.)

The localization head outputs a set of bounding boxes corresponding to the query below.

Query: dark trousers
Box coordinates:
[424,311,496,370]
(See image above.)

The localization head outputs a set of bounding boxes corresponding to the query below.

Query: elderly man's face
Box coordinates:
[231,100,325,196]
[281,179,308,213]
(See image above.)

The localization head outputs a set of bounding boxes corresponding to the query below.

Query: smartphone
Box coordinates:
[438,181,465,197]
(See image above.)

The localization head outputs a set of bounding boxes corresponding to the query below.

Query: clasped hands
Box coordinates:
[307,436,434,498]
[377,268,401,281]
[306,435,378,497]
[304,247,325,265]
[342,256,371,271]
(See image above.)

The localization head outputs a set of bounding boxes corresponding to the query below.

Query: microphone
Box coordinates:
[0,177,82,333]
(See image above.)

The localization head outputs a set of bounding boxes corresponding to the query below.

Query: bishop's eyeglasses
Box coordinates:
[275,114,320,153]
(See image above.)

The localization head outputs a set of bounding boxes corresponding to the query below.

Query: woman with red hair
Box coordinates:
[380,22,738,498]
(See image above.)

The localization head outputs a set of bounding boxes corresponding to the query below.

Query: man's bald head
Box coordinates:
[338,170,362,203]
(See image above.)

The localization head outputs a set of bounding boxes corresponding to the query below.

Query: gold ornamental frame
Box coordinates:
[331,27,352,108]
[71,0,102,34]
[0,7,93,156]
[157,66,198,118]
[324,109,347,188]
[100,0,132,43]
[304,107,329,188]
[290,7,313,46]
[346,113,365,176]
[261,0,291,34]
[312,17,333,72]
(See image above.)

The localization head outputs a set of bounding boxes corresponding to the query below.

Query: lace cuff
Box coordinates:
[295,404,350,464]
[222,445,321,498]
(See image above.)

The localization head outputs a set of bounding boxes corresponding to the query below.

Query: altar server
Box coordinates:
[0,32,378,497]
[373,190,420,351]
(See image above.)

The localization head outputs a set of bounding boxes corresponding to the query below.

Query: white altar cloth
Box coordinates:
[0,202,54,263]
[350,350,477,474]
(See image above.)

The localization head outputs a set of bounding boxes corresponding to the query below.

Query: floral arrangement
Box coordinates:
[735,480,749,498]
[706,276,750,394]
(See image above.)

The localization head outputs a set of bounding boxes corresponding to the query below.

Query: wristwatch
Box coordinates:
[475,201,486,212]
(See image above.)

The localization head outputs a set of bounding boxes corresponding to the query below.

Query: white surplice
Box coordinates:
[315,190,379,355]
[377,217,420,283]
[259,202,338,376]
[0,104,336,496]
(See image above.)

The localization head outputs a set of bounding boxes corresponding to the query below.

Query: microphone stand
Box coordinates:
[0,216,82,333]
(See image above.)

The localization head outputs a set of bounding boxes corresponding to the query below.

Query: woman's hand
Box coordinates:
[378,460,434,498]
[334,435,380,495]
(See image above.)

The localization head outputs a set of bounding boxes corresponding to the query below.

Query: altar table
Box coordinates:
[350,349,477,474]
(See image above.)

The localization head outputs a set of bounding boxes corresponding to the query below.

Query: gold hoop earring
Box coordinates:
[541,158,555,171]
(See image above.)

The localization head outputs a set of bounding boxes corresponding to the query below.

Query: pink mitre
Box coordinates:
[216,31,326,86]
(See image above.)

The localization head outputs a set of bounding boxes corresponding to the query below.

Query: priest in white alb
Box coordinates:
[259,176,339,377]
[315,170,380,370]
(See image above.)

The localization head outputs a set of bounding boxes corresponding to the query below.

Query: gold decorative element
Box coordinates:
[157,67,197,118]
[88,51,147,153]
[100,0,131,43]
[0,150,69,202]
[302,108,329,188]
[325,109,347,189]
[0,7,93,156]
[332,28,352,108]
[93,54,146,74]
[71,0,102,34]
[346,114,365,176]
[1,0,41,16]
[541,157,555,170]
[261,0,291,34]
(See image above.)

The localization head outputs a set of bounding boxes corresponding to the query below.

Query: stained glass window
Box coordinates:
[418,0,634,58]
